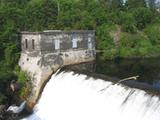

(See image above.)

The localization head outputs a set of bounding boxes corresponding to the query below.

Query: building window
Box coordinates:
[54,39,60,50]
[72,38,77,48]
[25,39,28,49]
[88,37,92,49]
[32,39,35,50]
[72,33,78,49]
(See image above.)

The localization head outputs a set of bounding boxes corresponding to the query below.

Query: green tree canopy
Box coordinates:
[126,0,146,9]
[25,0,58,31]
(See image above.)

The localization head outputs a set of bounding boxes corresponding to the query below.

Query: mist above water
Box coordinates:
[23,70,160,120]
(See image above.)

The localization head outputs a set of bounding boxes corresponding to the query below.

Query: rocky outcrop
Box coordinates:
[7,101,26,114]
[0,103,26,120]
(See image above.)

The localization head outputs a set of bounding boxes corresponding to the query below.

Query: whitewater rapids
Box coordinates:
[23,70,160,120]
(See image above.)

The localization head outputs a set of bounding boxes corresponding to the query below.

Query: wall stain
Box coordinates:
[38,54,64,67]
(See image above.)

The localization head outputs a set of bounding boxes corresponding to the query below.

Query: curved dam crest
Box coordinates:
[22,70,160,120]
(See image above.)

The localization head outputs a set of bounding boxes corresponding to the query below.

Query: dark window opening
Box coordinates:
[32,39,35,49]
[25,39,28,49]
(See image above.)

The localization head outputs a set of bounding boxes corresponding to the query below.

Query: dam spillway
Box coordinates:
[23,70,160,120]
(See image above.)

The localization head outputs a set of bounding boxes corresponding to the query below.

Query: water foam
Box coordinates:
[23,70,160,120]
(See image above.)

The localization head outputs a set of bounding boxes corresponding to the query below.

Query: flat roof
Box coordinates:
[21,30,95,34]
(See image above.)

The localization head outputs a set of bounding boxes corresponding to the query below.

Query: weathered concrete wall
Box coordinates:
[21,32,41,52]
[19,30,96,107]
[19,50,95,106]
[40,31,95,52]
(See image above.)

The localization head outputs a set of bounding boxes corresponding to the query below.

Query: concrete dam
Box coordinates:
[19,30,96,106]
[22,69,160,120]
[19,30,160,120]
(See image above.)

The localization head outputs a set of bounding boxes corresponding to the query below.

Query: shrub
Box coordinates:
[4,43,19,68]
[144,24,160,46]
[133,7,153,30]
[96,24,118,59]
[120,12,137,33]
[120,32,153,57]
[15,66,31,99]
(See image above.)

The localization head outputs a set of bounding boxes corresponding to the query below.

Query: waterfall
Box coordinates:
[22,70,160,120]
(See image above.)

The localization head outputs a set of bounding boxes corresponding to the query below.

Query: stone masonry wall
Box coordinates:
[19,30,96,108]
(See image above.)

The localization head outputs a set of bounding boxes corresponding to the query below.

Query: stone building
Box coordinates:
[19,30,96,106]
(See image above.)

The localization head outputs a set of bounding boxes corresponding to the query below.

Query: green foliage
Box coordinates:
[109,0,124,11]
[144,23,160,46]
[120,12,137,33]
[15,66,31,99]
[0,70,16,91]
[126,0,146,9]
[5,44,19,68]
[133,7,153,30]
[0,62,17,103]
[96,24,119,59]
[99,0,124,11]
[146,0,156,10]
[119,32,155,57]
[57,0,103,30]
[15,66,27,85]
[25,0,58,31]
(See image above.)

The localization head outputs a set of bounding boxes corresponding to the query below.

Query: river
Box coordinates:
[96,57,160,90]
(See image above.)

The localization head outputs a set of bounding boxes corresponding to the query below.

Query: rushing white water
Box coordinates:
[23,70,160,120]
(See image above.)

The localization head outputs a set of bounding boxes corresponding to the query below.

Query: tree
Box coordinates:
[126,0,146,9]
[110,0,124,11]
[98,0,109,10]
[0,0,30,7]
[5,44,19,68]
[25,0,58,30]
[146,0,156,10]
[121,12,137,33]
[133,7,153,29]
[98,0,124,11]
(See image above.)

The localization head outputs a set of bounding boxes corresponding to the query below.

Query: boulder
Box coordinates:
[7,101,26,114]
